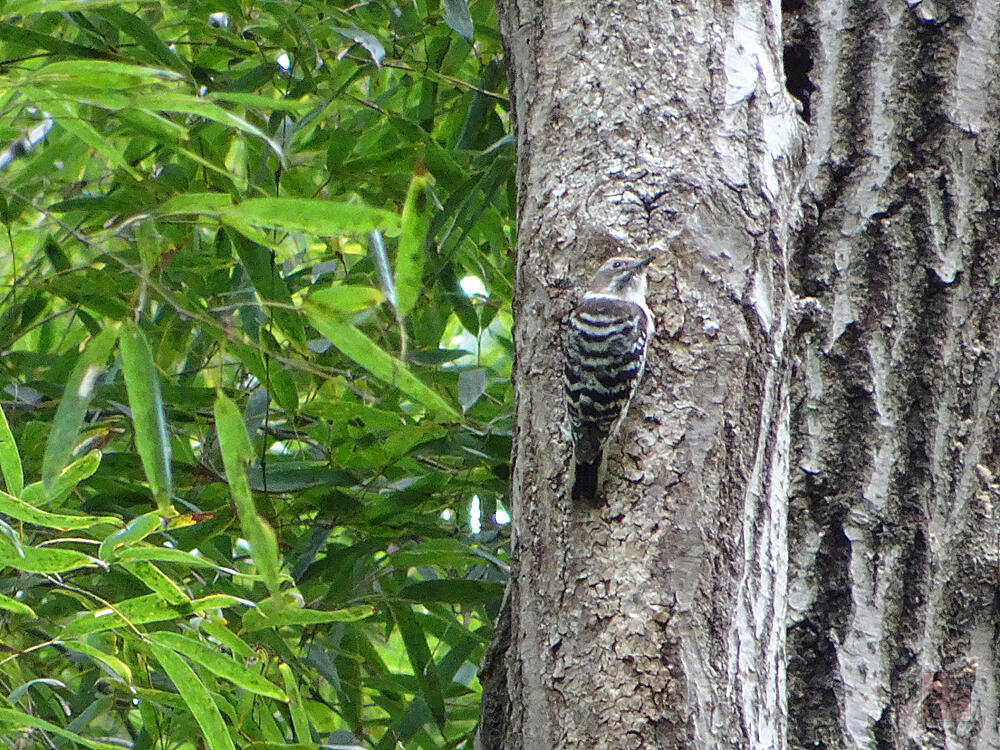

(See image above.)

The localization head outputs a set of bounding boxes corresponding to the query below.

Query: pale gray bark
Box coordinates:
[482,1,803,748]
[785,1,1000,748]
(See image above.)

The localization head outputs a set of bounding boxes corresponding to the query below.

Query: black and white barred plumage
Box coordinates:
[564,256,654,504]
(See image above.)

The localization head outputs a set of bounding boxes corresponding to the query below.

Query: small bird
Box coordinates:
[564,255,655,504]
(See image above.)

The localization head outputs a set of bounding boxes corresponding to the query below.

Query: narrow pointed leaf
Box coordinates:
[0,537,98,574]
[395,174,431,315]
[307,285,384,315]
[389,603,446,730]
[149,641,237,750]
[279,662,311,742]
[27,93,140,179]
[225,198,401,237]
[0,707,120,750]
[61,594,245,638]
[0,404,22,495]
[42,324,119,490]
[302,303,459,418]
[0,488,121,530]
[0,593,34,617]
[242,605,374,631]
[99,510,160,560]
[120,324,172,511]
[149,632,286,700]
[120,560,189,603]
[214,394,281,593]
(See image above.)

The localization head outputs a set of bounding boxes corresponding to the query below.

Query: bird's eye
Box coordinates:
[612,261,624,269]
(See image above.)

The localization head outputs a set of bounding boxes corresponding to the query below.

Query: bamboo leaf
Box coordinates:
[0,593,34,617]
[224,198,401,237]
[279,662,310,742]
[302,303,459,418]
[3,0,120,14]
[62,641,133,684]
[0,537,99,574]
[0,707,121,750]
[26,92,140,179]
[98,510,160,560]
[120,324,172,512]
[95,8,191,75]
[243,605,374,631]
[307,285,384,315]
[116,546,237,573]
[61,594,246,638]
[389,603,446,731]
[0,488,121,530]
[149,632,287,701]
[214,394,281,594]
[41,324,119,491]
[120,560,189,603]
[149,641,237,750]
[0,403,22,496]
[395,174,431,315]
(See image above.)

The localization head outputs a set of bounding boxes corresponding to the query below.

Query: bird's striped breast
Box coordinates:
[563,297,650,441]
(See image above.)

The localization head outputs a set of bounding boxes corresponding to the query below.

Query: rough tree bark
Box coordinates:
[784,0,1000,748]
[479,1,802,748]
[481,0,1000,748]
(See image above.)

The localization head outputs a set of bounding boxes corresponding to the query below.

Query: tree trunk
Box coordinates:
[481,1,802,747]
[784,1,1000,747]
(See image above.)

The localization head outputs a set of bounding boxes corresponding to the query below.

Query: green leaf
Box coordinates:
[98,510,160,559]
[306,285,384,315]
[442,0,474,42]
[3,0,120,14]
[214,394,281,594]
[23,60,186,89]
[120,560,189,603]
[0,488,121,530]
[0,593,34,617]
[149,632,287,701]
[243,605,374,631]
[331,25,385,67]
[230,232,307,348]
[302,303,459,418]
[0,537,98,574]
[0,707,121,750]
[26,92,140,180]
[396,174,431,315]
[62,641,133,684]
[116,545,237,573]
[224,198,401,237]
[149,641,238,750]
[156,192,233,217]
[140,93,286,162]
[0,404,23,495]
[278,662,311,742]
[198,619,256,660]
[41,323,120,491]
[95,8,191,75]
[120,324,172,512]
[61,594,246,638]
[33,450,103,504]
[389,603,446,731]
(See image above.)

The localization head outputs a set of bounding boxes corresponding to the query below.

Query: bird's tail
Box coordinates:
[572,459,601,505]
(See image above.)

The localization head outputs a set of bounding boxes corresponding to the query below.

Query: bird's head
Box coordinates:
[585,255,655,303]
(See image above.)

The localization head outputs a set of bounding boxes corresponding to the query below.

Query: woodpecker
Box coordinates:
[564,255,655,504]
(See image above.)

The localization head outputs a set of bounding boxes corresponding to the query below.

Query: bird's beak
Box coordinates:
[631,255,656,272]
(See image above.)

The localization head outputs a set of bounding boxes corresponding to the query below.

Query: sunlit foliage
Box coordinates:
[0,0,511,747]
